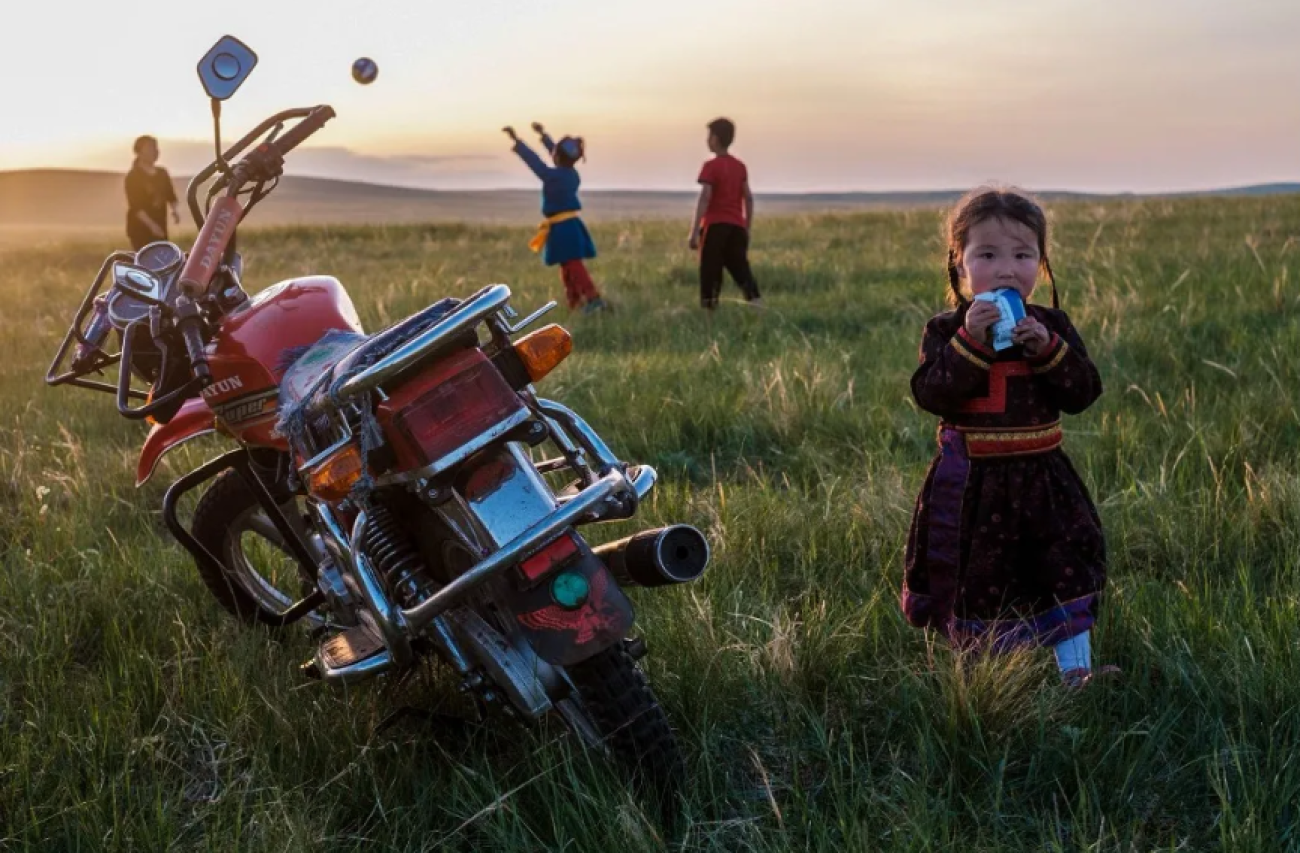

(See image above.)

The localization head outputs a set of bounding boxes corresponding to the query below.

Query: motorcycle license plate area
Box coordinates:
[518,533,581,583]
[509,549,635,667]
[456,441,632,666]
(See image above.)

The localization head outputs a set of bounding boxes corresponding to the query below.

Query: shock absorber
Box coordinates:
[363,503,485,700]
[365,503,438,608]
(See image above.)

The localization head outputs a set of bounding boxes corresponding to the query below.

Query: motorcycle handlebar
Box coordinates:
[271,105,335,157]
[185,105,335,228]
[178,196,243,298]
[173,296,212,386]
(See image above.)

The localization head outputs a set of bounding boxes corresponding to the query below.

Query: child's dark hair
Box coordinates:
[708,118,735,149]
[944,186,1059,309]
[133,135,157,156]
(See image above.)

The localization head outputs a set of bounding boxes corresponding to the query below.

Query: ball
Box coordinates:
[351,57,378,85]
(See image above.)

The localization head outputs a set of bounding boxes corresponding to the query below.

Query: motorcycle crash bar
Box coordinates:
[399,466,635,633]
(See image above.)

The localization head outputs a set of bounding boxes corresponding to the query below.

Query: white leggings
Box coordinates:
[1053,630,1092,672]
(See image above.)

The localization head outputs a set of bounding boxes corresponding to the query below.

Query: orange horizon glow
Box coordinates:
[2,0,1297,193]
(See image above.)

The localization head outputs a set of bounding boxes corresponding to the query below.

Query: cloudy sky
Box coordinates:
[2,0,1296,192]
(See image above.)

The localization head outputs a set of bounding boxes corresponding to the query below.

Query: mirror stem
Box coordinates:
[211,99,231,176]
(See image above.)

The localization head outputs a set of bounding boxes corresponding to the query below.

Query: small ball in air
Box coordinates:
[352,57,378,85]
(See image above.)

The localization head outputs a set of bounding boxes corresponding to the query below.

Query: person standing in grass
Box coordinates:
[503,122,608,314]
[902,186,1116,688]
[125,135,179,251]
[688,118,762,310]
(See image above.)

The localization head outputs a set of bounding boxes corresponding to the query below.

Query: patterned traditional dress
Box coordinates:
[902,303,1106,650]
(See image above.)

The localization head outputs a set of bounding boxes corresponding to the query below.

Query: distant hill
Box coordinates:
[2,169,1298,234]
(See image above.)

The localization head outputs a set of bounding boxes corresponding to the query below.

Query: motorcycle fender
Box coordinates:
[136,397,217,487]
[508,546,635,668]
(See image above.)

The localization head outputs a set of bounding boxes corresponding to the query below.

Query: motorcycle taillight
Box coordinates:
[376,348,526,473]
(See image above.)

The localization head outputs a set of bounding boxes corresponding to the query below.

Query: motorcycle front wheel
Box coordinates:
[190,469,325,629]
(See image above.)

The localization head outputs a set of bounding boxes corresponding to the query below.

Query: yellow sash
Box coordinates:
[529,210,580,253]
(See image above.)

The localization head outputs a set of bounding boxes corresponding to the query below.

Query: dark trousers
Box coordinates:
[699,223,760,308]
[128,227,165,252]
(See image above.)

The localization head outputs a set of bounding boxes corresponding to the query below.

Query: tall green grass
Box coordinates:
[3,196,1300,850]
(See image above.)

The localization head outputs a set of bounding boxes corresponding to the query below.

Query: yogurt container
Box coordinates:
[973,288,1026,351]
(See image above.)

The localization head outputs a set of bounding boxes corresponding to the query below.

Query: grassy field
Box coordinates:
[3,196,1300,851]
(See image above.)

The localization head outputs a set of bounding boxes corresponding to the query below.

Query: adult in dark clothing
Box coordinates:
[125,135,179,251]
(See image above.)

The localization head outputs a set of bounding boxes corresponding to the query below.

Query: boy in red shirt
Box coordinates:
[688,118,762,310]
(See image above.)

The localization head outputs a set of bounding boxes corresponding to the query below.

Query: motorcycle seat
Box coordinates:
[277,298,463,419]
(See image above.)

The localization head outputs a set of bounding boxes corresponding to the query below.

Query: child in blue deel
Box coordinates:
[503,122,607,313]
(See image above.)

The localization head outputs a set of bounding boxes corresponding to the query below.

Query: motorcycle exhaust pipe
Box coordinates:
[593,525,710,588]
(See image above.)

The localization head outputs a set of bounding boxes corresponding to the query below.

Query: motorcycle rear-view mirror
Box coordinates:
[112,262,164,301]
[197,35,258,101]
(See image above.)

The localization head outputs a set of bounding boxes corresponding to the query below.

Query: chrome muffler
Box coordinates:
[593,525,710,588]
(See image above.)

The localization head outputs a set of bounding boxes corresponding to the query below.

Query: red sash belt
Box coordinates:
[945,422,1063,458]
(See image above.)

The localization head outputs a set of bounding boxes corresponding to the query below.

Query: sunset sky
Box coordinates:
[2,0,1296,192]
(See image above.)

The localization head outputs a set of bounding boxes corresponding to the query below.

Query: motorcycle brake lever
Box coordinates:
[235,142,286,186]
[149,305,166,341]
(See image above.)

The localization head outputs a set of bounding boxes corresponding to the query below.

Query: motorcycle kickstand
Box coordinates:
[372,656,467,735]
[374,706,473,736]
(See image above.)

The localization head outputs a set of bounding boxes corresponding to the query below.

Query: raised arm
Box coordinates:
[511,139,553,181]
[531,122,555,154]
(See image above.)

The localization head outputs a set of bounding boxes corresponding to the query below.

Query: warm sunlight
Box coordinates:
[2,0,1297,191]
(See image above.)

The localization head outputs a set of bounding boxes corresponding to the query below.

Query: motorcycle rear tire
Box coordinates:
[564,643,685,813]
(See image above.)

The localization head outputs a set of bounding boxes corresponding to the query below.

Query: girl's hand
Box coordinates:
[688,229,701,251]
[964,301,1000,344]
[1013,316,1052,355]
[502,126,518,142]
[531,122,545,135]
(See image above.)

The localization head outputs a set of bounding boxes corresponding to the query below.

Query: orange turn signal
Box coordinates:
[308,445,366,502]
[513,324,572,382]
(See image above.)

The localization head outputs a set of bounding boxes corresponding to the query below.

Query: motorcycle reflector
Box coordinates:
[512,324,572,383]
[308,444,365,501]
[519,532,580,583]
[550,570,590,609]
[377,348,525,472]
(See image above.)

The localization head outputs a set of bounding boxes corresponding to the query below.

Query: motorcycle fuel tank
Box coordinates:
[203,276,363,447]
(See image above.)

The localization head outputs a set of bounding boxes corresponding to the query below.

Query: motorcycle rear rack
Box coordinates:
[161,448,325,627]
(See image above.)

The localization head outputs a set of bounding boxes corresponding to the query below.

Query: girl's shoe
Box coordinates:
[581,297,609,314]
[1061,665,1122,689]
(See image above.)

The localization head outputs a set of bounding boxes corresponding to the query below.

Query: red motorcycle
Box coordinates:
[46,36,707,801]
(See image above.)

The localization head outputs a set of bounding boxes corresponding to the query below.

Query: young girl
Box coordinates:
[503,122,607,313]
[902,187,1115,687]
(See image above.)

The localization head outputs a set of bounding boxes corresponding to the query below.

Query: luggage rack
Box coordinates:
[45,252,150,399]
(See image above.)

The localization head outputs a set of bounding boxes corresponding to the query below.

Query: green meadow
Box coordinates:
[3,195,1300,851]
